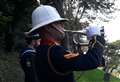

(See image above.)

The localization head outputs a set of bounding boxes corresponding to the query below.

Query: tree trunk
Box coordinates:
[4,25,14,52]
[41,0,64,17]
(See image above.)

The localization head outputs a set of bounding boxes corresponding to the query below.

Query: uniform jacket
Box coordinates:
[35,35,105,82]
[19,47,38,82]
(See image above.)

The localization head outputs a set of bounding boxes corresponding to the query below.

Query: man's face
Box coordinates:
[51,21,65,36]
[41,21,66,42]
[32,39,41,47]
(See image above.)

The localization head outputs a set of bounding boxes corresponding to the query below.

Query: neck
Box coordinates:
[28,45,34,49]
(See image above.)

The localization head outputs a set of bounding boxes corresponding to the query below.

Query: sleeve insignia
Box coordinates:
[64,52,79,59]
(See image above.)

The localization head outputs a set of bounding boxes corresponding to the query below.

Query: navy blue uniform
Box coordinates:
[35,35,105,82]
[19,48,38,82]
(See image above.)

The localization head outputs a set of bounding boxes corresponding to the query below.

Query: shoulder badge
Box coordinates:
[64,52,79,59]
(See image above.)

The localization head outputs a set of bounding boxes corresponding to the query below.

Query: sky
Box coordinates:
[103,0,120,42]
[81,0,120,42]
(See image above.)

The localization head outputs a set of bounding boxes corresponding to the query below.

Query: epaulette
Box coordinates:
[64,52,79,60]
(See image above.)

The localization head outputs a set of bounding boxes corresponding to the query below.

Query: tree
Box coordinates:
[0,0,37,52]
[103,40,120,82]
[63,0,116,30]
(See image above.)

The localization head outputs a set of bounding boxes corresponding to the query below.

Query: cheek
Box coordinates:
[37,40,40,45]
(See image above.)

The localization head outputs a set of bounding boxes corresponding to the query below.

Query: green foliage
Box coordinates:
[105,41,120,66]
[112,40,120,46]
[0,52,24,82]
[0,16,13,32]
[103,40,120,79]
[0,0,37,52]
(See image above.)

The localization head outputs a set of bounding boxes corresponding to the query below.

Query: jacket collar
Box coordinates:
[40,39,60,46]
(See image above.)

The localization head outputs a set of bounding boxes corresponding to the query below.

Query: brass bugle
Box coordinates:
[79,43,89,46]
[64,30,86,36]
[73,37,89,46]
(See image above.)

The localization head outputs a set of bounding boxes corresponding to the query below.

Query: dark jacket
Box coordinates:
[35,35,105,82]
[19,47,38,82]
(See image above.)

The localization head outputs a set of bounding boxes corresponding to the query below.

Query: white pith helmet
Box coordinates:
[28,5,68,34]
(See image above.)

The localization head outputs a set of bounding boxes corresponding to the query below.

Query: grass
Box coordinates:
[74,69,120,82]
